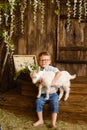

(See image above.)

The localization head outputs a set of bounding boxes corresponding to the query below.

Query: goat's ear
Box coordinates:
[28,65,32,72]
[38,66,41,71]
[36,66,40,72]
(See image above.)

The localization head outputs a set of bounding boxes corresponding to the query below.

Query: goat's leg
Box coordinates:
[37,84,42,98]
[45,86,49,100]
[64,87,70,101]
[58,87,64,101]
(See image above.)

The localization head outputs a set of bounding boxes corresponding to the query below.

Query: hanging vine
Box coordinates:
[84,0,87,19]
[40,2,45,33]
[66,0,71,32]
[55,0,60,60]
[0,0,20,78]
[73,0,77,18]
[78,0,83,23]
[20,0,27,34]
[0,0,86,37]
[0,10,2,25]
[33,0,38,23]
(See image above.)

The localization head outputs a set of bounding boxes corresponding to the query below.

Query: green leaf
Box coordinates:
[30,64,39,70]
[54,9,60,15]
[14,67,29,80]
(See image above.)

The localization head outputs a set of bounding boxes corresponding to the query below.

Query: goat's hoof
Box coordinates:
[45,97,49,100]
[58,98,61,101]
[58,97,61,101]
[37,96,40,98]
[64,98,68,101]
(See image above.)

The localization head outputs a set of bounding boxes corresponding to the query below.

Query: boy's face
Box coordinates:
[39,55,51,68]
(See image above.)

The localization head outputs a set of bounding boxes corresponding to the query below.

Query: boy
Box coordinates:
[33,51,61,128]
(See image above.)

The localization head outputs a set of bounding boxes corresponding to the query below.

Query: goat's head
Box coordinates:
[28,65,41,84]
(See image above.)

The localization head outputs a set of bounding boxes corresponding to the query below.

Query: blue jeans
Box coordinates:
[35,93,59,113]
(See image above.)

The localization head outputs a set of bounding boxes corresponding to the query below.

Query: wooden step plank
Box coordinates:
[70,91,87,94]
[58,112,87,122]
[59,95,87,113]
[70,89,87,94]
[68,94,87,101]
[21,90,37,96]
[70,84,87,94]
[59,105,87,113]
[71,83,87,88]
[0,94,35,108]
[71,76,87,84]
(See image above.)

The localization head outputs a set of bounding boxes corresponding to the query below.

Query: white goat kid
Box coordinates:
[29,67,76,101]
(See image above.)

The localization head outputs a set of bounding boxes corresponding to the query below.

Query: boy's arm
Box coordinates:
[51,71,61,86]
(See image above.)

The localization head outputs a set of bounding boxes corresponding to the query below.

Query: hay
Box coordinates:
[0,108,87,130]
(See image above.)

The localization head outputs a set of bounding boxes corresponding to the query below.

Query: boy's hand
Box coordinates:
[51,80,60,88]
[51,80,56,87]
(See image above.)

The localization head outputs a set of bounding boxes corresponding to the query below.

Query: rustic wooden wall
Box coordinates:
[56,18,87,77]
[13,1,87,77]
[14,1,56,61]
[55,1,87,76]
[0,0,87,80]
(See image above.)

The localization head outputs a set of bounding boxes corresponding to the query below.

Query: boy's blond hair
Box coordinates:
[38,51,51,61]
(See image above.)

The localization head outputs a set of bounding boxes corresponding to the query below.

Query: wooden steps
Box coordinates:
[70,76,87,95]
[57,77,87,121]
[44,76,87,121]
[0,76,87,122]
[71,84,87,94]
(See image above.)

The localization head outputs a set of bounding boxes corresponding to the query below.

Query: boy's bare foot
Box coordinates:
[52,125,56,128]
[33,120,44,126]
[47,124,57,130]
